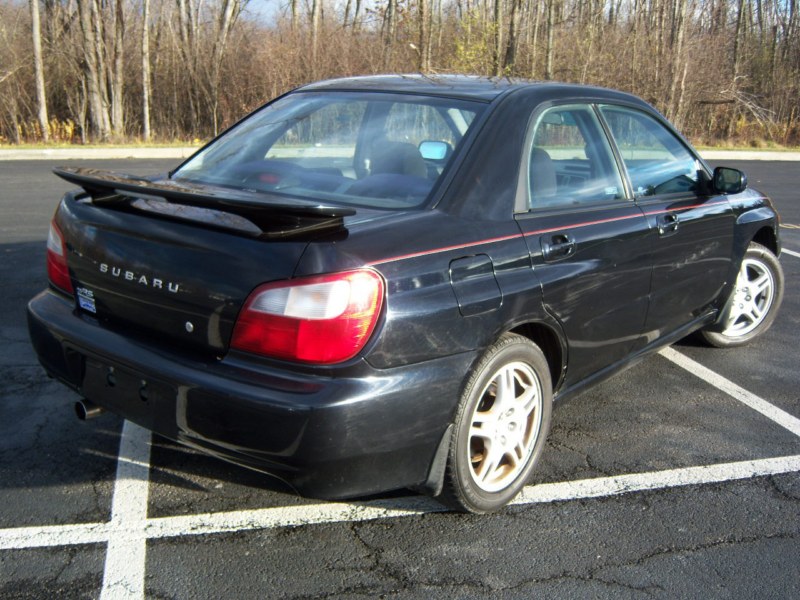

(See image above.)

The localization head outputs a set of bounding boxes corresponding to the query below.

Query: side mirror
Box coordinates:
[419,140,450,161]
[713,166,747,195]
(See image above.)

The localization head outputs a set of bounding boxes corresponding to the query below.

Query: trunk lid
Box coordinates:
[54,169,352,356]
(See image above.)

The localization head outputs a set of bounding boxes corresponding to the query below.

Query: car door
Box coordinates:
[515,104,653,387]
[598,105,736,340]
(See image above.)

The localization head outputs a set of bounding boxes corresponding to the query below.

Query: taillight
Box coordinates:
[47,222,73,294]
[231,269,384,364]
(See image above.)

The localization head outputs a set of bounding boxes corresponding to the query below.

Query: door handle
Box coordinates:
[541,234,576,260]
[658,213,680,236]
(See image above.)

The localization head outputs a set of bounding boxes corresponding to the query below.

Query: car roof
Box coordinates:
[297,74,646,105]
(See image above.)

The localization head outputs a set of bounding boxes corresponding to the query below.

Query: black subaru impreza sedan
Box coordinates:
[28,75,784,512]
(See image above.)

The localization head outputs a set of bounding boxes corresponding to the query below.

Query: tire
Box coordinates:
[701,242,784,348]
[439,333,552,513]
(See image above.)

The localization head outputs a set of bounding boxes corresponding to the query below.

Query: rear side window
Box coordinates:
[268,101,367,176]
[526,105,625,209]
[385,103,459,146]
[599,105,704,198]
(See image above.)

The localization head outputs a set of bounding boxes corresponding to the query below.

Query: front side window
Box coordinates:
[527,105,625,209]
[599,105,704,198]
[174,92,484,210]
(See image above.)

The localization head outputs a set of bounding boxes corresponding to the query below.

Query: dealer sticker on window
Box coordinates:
[76,287,97,314]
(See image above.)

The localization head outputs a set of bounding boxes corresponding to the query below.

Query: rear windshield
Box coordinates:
[173,91,484,210]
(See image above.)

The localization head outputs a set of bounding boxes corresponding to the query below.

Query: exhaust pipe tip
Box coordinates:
[75,399,104,420]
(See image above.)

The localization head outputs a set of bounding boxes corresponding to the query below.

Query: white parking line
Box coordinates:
[0,521,109,549]
[660,347,800,438]
[0,348,798,600]
[513,454,800,505]
[100,420,151,600]
[783,248,800,259]
[2,453,799,553]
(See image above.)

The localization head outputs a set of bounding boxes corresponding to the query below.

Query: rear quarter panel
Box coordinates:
[295,210,551,370]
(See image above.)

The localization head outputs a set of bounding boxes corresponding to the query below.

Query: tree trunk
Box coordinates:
[353,0,362,30]
[733,0,746,77]
[343,0,351,28]
[142,0,151,141]
[210,0,241,136]
[667,0,687,120]
[311,0,322,77]
[76,0,111,140]
[503,0,521,72]
[382,0,396,68]
[91,0,111,134]
[494,0,504,76]
[30,0,49,141]
[672,58,689,130]
[530,0,541,77]
[177,0,200,133]
[110,0,125,136]
[418,0,430,72]
[545,0,555,80]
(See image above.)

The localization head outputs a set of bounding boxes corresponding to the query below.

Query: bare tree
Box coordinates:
[110,0,125,136]
[30,0,49,141]
[667,0,688,123]
[2,0,798,147]
[502,0,522,72]
[311,0,322,76]
[142,0,151,140]
[177,0,201,132]
[209,0,242,135]
[76,0,111,140]
[418,0,431,72]
[544,0,556,80]
[491,0,503,76]
[382,0,397,68]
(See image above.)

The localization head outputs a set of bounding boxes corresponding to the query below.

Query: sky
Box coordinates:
[242,0,281,23]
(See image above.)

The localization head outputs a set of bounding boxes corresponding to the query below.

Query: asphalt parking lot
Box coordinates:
[1,159,798,599]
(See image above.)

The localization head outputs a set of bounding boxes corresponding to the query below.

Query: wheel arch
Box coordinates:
[508,321,565,393]
[424,319,565,500]
[734,203,781,259]
[751,224,779,256]
[700,236,784,346]
[716,204,782,318]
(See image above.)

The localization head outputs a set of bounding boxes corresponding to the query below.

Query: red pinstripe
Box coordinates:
[367,197,739,267]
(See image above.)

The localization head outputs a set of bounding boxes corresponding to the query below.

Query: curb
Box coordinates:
[699,150,800,162]
[0,147,199,161]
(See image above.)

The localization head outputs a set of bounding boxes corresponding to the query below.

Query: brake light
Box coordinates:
[231,269,384,364]
[47,222,73,294]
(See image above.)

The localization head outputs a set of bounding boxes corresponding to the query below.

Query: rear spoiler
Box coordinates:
[53,167,355,240]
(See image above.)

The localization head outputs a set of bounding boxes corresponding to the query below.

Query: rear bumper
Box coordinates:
[27,290,473,499]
